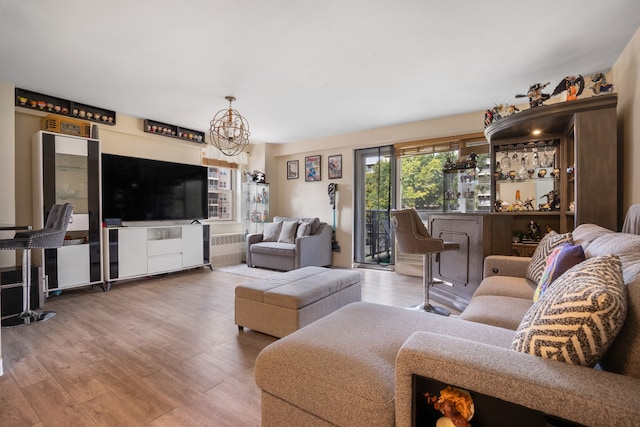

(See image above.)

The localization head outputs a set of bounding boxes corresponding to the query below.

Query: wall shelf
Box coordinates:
[143,119,205,143]
[16,88,116,125]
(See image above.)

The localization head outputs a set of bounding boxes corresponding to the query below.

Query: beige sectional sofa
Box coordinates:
[246,216,332,271]
[255,224,640,426]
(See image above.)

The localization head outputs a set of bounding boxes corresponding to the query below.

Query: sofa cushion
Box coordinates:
[460,294,533,330]
[525,231,573,283]
[250,241,296,257]
[512,255,627,367]
[274,216,321,235]
[296,221,312,238]
[263,221,283,242]
[255,302,515,427]
[278,220,299,243]
[533,243,585,302]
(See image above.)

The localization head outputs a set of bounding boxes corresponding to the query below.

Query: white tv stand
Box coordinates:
[103,224,211,290]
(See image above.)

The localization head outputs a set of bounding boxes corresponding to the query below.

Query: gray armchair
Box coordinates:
[0,203,73,326]
[246,216,332,271]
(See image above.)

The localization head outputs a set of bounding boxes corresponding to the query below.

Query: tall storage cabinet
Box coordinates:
[242,182,270,234]
[32,131,103,292]
[484,94,618,254]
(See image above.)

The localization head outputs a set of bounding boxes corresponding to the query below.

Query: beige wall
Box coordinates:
[269,111,484,268]
[613,27,640,212]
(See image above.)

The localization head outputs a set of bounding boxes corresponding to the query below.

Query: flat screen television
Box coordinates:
[101,153,208,222]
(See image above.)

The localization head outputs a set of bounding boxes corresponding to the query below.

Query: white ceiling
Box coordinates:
[1,0,638,143]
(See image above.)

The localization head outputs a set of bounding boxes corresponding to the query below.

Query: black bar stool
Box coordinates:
[0,203,73,327]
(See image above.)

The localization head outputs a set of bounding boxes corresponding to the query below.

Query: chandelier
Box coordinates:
[209,96,250,156]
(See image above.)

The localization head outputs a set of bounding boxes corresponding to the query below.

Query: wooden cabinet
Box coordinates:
[485,94,618,254]
[427,214,491,311]
[103,224,210,288]
[32,131,103,292]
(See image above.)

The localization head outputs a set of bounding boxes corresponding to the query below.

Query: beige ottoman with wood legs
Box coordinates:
[235,266,361,338]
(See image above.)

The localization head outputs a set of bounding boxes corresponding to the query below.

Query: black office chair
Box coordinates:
[0,203,73,326]
[390,208,459,316]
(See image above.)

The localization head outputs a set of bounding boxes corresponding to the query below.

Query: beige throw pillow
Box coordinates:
[278,221,299,243]
[512,255,627,367]
[262,221,283,242]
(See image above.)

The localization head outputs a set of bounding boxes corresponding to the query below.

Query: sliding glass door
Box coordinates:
[354,146,396,266]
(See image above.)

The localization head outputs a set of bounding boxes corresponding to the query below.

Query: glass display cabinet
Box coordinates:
[32,131,102,292]
[443,160,491,213]
[492,139,560,214]
[242,181,270,234]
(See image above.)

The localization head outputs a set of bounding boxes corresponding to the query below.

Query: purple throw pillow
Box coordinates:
[534,243,586,302]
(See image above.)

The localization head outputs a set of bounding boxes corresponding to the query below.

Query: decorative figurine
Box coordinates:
[468,151,478,167]
[516,82,551,108]
[551,75,585,101]
[483,109,493,128]
[589,73,614,96]
[503,103,520,116]
[444,157,454,170]
[524,197,535,211]
[540,190,560,211]
[528,220,542,241]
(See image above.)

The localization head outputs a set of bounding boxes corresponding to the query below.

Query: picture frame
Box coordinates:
[287,160,299,180]
[305,155,321,182]
[328,154,342,179]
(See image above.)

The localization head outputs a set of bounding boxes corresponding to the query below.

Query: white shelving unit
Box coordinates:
[103,224,210,289]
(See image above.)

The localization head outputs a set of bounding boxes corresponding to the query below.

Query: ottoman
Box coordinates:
[234,266,361,338]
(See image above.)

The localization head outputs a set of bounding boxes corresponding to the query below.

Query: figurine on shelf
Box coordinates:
[589,73,614,96]
[503,103,520,116]
[528,220,542,241]
[516,82,551,108]
[539,190,560,211]
[444,157,454,170]
[468,151,478,167]
[524,197,535,211]
[483,109,493,128]
[551,75,585,101]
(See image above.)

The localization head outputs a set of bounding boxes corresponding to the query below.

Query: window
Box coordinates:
[207,166,233,220]
[394,132,488,218]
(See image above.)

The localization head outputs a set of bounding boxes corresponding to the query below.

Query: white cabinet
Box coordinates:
[182,225,204,267]
[117,228,147,278]
[32,131,103,293]
[103,224,210,287]
[56,244,91,289]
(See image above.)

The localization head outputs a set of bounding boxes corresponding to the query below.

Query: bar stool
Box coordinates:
[0,203,73,327]
[390,208,459,316]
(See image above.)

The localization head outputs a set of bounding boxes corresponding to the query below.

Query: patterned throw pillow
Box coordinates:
[525,231,573,283]
[533,243,586,302]
[278,221,299,243]
[297,221,312,238]
[262,221,283,242]
[512,255,627,367]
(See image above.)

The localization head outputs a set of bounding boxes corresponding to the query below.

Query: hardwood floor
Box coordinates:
[0,266,438,426]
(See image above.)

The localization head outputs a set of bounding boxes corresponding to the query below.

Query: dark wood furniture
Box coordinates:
[485,94,618,254]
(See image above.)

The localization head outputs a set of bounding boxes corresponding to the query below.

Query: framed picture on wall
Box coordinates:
[305,155,321,182]
[287,160,299,180]
[328,154,342,179]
